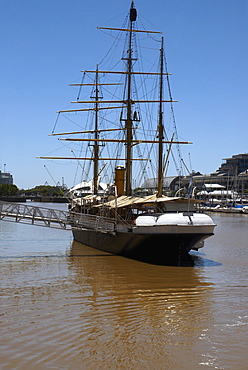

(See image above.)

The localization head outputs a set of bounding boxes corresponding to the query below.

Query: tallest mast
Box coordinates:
[93,65,99,195]
[125,1,137,196]
[157,37,164,198]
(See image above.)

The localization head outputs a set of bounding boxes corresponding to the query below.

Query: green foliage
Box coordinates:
[23,185,64,197]
[0,184,19,196]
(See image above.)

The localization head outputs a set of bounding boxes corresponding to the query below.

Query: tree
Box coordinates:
[23,185,65,197]
[0,184,19,196]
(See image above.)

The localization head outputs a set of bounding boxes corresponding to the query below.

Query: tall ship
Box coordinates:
[41,2,216,266]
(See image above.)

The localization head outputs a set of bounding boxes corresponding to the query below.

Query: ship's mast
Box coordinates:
[157,37,164,198]
[125,1,137,196]
[40,4,193,185]
[93,65,99,195]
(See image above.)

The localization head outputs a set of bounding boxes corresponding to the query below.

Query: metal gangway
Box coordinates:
[0,201,118,233]
[0,201,71,229]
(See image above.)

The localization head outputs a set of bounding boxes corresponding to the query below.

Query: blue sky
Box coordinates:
[0,0,247,189]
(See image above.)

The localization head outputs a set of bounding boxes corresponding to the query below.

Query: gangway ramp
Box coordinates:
[0,201,71,230]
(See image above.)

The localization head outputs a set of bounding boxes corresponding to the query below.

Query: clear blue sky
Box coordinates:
[1,0,247,189]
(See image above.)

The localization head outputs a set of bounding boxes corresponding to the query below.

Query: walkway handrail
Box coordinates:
[69,211,116,233]
[0,201,117,233]
[0,201,71,229]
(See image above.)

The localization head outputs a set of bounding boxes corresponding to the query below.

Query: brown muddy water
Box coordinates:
[0,203,248,369]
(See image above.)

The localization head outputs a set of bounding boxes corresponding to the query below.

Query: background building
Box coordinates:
[213,153,248,177]
[142,154,248,195]
[0,171,13,185]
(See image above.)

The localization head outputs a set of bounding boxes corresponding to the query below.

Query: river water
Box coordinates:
[0,203,247,369]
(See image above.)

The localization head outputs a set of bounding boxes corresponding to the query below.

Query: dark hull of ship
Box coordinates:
[72,227,213,266]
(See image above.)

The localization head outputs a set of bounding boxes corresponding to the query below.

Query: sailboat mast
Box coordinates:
[93,65,99,195]
[157,37,164,197]
[125,1,136,196]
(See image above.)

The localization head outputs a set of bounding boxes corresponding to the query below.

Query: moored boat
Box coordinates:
[41,2,216,266]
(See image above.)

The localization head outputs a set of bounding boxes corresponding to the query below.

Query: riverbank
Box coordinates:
[201,205,248,214]
[0,196,68,203]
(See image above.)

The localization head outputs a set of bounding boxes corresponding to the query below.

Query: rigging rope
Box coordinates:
[52,113,60,134]
[164,51,183,176]
[77,72,86,101]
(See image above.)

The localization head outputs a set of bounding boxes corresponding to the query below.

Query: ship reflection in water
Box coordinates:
[68,241,215,368]
[0,212,248,369]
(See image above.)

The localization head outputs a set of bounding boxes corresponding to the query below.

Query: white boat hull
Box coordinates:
[71,212,215,266]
